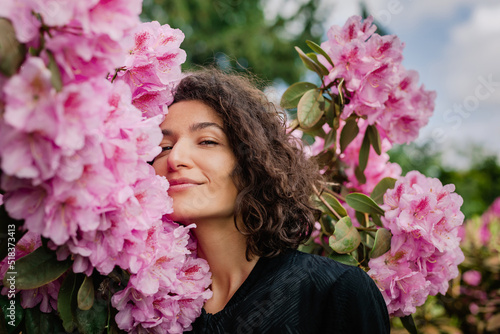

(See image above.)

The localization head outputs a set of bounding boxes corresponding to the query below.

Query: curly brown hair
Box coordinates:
[172,68,321,258]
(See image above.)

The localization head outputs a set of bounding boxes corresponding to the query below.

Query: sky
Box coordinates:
[266,0,500,169]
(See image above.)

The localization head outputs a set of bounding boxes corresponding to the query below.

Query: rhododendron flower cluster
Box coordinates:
[0,231,61,313]
[319,15,436,144]
[0,57,166,276]
[112,220,212,333]
[0,1,212,332]
[0,0,141,83]
[115,21,187,118]
[368,171,465,316]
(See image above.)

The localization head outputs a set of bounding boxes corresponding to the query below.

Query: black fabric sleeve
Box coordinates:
[323,266,390,333]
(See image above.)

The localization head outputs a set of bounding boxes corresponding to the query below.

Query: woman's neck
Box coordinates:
[192,216,259,314]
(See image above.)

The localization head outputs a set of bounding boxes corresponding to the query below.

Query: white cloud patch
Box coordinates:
[362,0,476,29]
[443,2,500,105]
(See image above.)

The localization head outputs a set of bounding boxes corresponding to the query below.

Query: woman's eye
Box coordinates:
[161,146,172,151]
[200,140,218,146]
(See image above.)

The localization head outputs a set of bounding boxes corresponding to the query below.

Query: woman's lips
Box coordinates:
[168,178,202,192]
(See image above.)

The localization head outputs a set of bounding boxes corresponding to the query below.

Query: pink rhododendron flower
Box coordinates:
[20,279,61,313]
[3,57,55,132]
[463,270,482,287]
[368,251,432,317]
[377,69,436,144]
[0,231,61,313]
[368,171,465,316]
[112,221,212,334]
[0,0,41,43]
[46,32,129,84]
[116,21,187,117]
[383,171,464,252]
[81,0,141,41]
[1,177,48,230]
[319,15,436,144]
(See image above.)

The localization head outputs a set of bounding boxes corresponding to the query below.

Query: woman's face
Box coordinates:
[153,100,238,223]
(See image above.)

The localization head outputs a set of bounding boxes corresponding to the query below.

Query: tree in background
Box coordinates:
[140,0,329,84]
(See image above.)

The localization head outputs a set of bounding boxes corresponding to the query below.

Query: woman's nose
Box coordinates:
[167,140,192,172]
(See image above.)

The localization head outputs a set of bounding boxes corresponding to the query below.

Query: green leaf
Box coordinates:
[323,128,336,151]
[280,82,318,109]
[328,253,359,266]
[370,228,392,259]
[371,213,383,228]
[306,40,334,67]
[306,52,329,76]
[305,121,327,137]
[0,294,24,334]
[345,193,385,216]
[370,177,397,205]
[321,192,348,217]
[400,315,418,334]
[3,246,71,290]
[47,50,63,92]
[329,217,361,254]
[339,118,359,152]
[324,99,335,127]
[77,276,94,311]
[58,272,78,332]
[366,124,382,155]
[358,129,370,172]
[24,307,65,334]
[295,46,326,77]
[319,214,335,234]
[0,18,26,77]
[75,298,107,334]
[297,89,324,129]
[354,165,366,185]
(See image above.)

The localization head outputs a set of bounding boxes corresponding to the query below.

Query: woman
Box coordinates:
[152,69,390,333]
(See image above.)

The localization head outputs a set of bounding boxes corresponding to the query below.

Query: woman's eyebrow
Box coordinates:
[189,122,224,133]
[161,122,224,136]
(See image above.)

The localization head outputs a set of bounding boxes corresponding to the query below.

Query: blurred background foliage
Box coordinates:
[389,143,500,220]
[140,1,500,331]
[140,0,326,84]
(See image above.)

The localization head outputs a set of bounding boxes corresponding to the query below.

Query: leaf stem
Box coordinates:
[313,185,342,220]
[319,186,346,202]
[356,227,378,232]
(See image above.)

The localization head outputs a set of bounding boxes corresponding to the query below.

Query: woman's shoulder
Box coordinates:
[283,249,368,283]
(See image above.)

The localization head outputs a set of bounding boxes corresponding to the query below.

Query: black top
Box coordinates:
[185,249,390,333]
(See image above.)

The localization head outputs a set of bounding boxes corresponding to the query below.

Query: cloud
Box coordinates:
[443,2,500,105]
[362,0,476,28]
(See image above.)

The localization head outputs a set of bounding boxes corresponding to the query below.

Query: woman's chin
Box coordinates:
[164,211,191,225]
